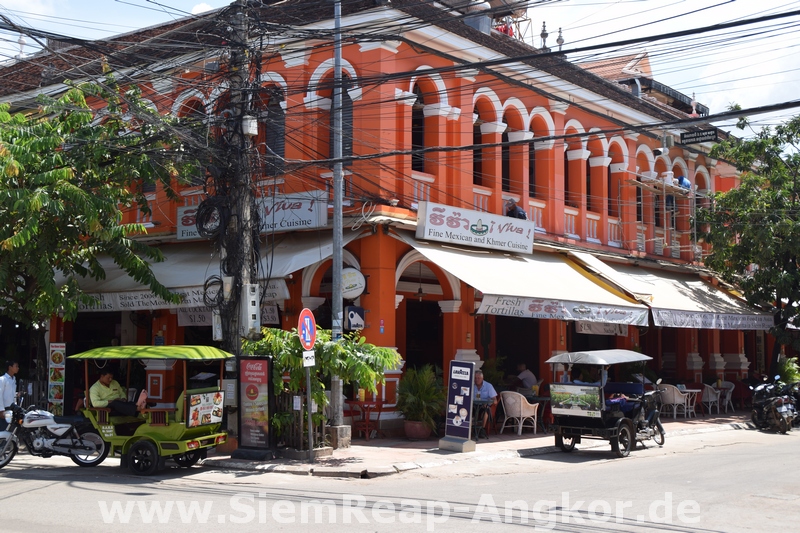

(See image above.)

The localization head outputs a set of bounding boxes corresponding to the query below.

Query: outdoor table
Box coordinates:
[345,399,384,441]
[683,389,701,418]
[472,399,493,440]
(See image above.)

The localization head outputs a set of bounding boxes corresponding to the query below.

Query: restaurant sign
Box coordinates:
[444,360,475,441]
[258,190,327,233]
[477,295,650,326]
[416,201,536,254]
[652,309,773,330]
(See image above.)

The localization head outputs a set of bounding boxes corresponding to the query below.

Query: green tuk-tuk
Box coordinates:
[69,345,233,475]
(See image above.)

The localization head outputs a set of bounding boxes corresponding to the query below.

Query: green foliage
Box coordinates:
[777,357,800,383]
[479,354,506,392]
[242,327,401,425]
[697,115,800,352]
[0,73,202,329]
[395,364,446,431]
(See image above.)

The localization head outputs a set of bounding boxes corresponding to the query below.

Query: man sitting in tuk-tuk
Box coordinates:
[89,369,147,417]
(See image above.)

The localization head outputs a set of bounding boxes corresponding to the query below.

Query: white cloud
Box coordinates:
[191,3,213,15]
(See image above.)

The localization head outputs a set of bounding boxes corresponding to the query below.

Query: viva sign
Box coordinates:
[416,201,536,254]
[258,190,327,233]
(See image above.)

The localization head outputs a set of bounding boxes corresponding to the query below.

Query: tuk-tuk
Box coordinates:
[69,345,233,475]
[546,349,658,458]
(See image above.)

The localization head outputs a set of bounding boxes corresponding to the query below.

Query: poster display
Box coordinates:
[48,343,66,416]
[186,391,225,428]
[444,361,475,440]
[238,358,271,448]
[550,384,603,418]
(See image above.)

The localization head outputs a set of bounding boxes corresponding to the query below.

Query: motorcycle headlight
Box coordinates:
[3,411,10,424]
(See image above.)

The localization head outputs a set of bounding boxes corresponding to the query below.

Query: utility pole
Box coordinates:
[329,0,347,436]
[222,0,253,357]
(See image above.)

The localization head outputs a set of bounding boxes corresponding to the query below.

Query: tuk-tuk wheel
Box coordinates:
[555,434,576,452]
[611,422,633,458]
[174,450,202,468]
[129,440,160,476]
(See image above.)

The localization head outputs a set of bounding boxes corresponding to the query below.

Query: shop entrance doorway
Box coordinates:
[404,300,442,370]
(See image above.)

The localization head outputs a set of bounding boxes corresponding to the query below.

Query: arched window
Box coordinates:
[255,87,285,177]
[528,144,536,198]
[501,118,510,192]
[473,108,483,186]
[411,85,425,172]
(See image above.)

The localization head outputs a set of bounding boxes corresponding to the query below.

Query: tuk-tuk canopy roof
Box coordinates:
[545,349,652,366]
[68,345,235,361]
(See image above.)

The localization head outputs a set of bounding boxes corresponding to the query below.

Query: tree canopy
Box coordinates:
[0,74,202,328]
[698,115,800,363]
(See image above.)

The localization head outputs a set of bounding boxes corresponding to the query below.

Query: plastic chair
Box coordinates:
[720,381,736,413]
[701,384,721,414]
[659,384,690,419]
[352,400,384,441]
[498,391,539,435]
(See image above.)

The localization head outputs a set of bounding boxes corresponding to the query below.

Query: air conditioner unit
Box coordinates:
[240,284,260,337]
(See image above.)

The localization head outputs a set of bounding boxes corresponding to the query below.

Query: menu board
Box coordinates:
[239,358,271,448]
[48,343,66,416]
[444,361,475,440]
[550,384,603,418]
[186,391,225,428]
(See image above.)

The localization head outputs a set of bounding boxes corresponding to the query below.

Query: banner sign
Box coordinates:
[680,129,717,144]
[239,358,271,448]
[550,384,603,418]
[177,205,202,241]
[258,190,327,233]
[416,201,536,254]
[444,361,475,440]
[575,321,629,336]
[262,279,290,301]
[48,342,66,416]
[178,306,213,327]
[78,286,214,312]
[477,295,649,326]
[652,309,773,330]
[187,391,225,428]
[261,304,280,325]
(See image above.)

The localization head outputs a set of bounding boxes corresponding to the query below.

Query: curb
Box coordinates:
[203,421,754,478]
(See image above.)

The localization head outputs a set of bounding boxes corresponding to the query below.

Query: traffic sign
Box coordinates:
[303,350,316,367]
[298,308,317,351]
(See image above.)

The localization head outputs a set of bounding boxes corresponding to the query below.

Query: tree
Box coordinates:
[0,73,202,379]
[697,115,800,373]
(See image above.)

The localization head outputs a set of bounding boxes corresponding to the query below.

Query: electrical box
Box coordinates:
[212,309,223,341]
[240,283,260,337]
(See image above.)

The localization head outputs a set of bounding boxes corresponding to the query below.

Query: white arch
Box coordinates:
[586,127,609,156]
[304,58,361,110]
[694,165,711,192]
[208,81,230,115]
[472,87,503,121]
[501,97,527,127]
[171,88,208,117]
[396,251,460,301]
[527,106,555,151]
[408,66,449,108]
[670,156,689,179]
[607,135,629,161]
[259,71,288,92]
[563,118,588,151]
[634,144,656,173]
[301,249,360,297]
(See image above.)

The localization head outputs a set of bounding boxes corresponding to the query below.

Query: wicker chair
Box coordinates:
[499,391,538,435]
[659,384,690,419]
[720,381,736,413]
[701,384,721,414]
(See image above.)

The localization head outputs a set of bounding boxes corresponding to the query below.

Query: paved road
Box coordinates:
[1,428,797,532]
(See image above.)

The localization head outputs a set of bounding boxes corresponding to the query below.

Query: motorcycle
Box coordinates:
[0,397,109,469]
[630,379,666,446]
[750,376,797,434]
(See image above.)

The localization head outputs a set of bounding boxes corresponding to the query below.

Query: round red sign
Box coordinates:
[297,308,317,350]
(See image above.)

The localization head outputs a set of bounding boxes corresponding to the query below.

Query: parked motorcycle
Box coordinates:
[0,398,109,469]
[630,379,666,446]
[750,376,797,434]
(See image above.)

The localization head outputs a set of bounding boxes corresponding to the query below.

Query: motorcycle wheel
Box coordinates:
[654,427,666,446]
[751,410,759,427]
[555,434,576,452]
[0,437,18,469]
[778,417,789,434]
[129,440,160,476]
[70,430,110,467]
[612,423,633,458]
[173,450,201,467]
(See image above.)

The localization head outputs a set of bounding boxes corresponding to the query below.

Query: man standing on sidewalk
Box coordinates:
[0,360,19,431]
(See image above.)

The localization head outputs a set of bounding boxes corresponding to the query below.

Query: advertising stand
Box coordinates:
[232,356,276,460]
[438,360,476,453]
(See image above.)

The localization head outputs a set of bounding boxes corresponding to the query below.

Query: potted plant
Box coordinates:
[395,364,446,440]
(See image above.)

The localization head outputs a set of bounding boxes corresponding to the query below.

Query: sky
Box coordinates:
[1,0,799,132]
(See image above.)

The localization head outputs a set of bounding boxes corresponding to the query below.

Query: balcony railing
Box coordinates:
[586,212,601,244]
[608,217,622,247]
[564,207,579,238]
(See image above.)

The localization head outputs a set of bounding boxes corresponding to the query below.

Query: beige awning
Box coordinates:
[569,252,772,330]
[395,232,649,326]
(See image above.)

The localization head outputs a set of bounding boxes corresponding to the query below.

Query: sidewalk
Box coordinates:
[203,412,754,479]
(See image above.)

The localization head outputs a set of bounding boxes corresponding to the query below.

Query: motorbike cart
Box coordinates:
[69,345,233,476]
[546,349,664,458]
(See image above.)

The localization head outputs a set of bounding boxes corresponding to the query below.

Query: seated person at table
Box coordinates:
[573,365,609,387]
[89,369,147,417]
[508,363,537,390]
[473,370,498,433]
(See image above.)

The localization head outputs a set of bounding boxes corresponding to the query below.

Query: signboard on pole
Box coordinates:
[438,360,476,453]
[298,308,317,351]
[680,129,717,144]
